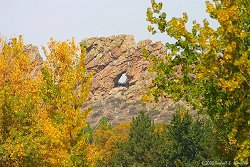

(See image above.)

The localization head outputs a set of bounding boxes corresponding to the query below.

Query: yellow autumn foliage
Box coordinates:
[0,36,93,166]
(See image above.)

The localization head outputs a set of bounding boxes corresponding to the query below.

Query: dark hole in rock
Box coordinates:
[114,72,129,87]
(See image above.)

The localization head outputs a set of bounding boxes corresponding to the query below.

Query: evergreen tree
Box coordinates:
[163,108,220,166]
[111,112,165,166]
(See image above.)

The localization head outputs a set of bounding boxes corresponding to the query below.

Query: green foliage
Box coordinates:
[146,0,250,163]
[109,110,219,166]
[83,123,94,144]
[163,108,219,166]
[95,117,112,130]
[110,112,165,166]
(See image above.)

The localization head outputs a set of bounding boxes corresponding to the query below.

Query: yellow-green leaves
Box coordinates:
[39,38,93,166]
[0,36,44,165]
[146,0,250,164]
[0,37,93,166]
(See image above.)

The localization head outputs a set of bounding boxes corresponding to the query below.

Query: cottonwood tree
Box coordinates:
[0,37,94,166]
[0,37,44,166]
[88,118,131,166]
[146,0,249,163]
[38,38,93,166]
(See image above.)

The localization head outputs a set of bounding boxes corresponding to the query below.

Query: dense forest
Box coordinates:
[0,0,249,166]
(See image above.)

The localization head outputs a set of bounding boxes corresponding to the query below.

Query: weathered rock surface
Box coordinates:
[81,35,166,100]
[81,35,184,126]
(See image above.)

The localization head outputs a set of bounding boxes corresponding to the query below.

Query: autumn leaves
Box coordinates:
[0,37,92,166]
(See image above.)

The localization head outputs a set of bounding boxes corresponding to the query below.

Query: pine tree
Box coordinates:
[111,112,165,166]
[163,108,219,166]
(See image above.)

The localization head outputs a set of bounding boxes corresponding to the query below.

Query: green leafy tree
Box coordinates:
[111,112,165,166]
[163,108,219,166]
[146,0,250,163]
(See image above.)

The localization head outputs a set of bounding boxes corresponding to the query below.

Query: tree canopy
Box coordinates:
[146,0,249,163]
[0,37,93,166]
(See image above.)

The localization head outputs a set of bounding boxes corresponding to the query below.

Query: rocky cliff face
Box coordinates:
[81,35,183,126]
[81,35,166,100]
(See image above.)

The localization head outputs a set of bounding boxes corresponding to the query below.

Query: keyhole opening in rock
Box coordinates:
[114,72,128,87]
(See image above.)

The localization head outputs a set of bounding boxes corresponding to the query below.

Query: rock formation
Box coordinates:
[81,35,183,126]
[81,35,166,100]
